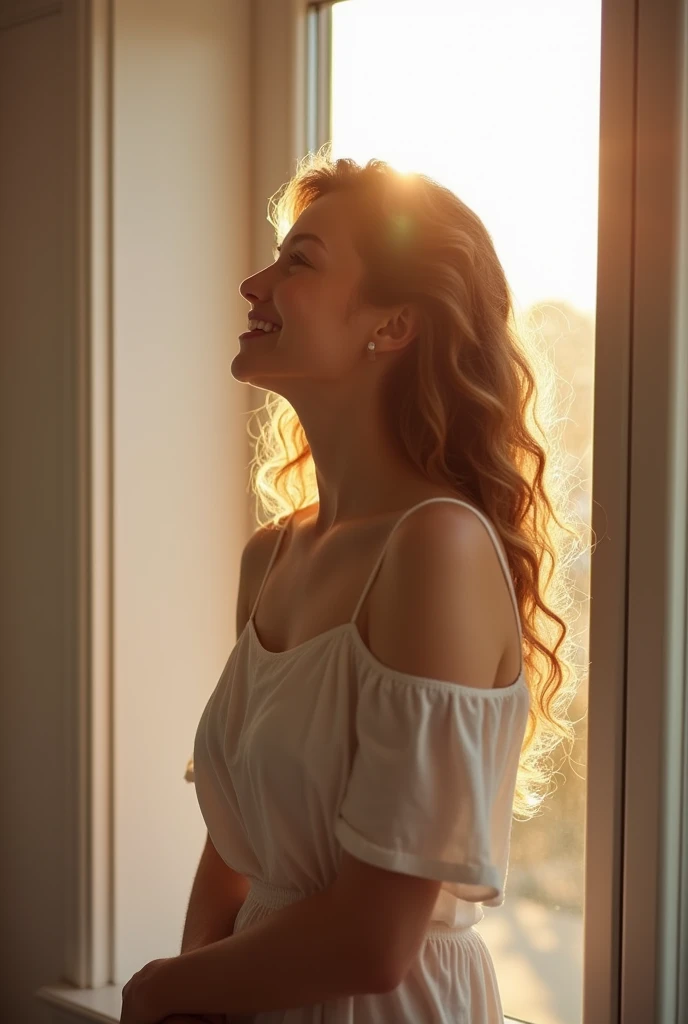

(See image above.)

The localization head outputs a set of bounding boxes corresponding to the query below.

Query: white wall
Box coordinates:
[0,0,256,1018]
[111,0,253,983]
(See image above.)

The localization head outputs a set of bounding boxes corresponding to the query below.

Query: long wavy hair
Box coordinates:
[245,146,587,821]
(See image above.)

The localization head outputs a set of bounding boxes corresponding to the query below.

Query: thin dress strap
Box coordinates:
[248,515,293,623]
[349,497,523,649]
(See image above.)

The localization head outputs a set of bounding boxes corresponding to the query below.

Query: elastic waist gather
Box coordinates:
[245,876,475,942]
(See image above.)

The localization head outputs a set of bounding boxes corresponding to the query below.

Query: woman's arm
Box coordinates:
[176,838,252,1024]
[180,832,251,954]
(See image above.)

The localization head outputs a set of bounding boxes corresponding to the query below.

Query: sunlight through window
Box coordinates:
[329,2,602,1021]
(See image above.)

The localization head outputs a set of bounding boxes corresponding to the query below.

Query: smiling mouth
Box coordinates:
[239,327,282,340]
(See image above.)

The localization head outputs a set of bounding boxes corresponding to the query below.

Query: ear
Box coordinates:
[375,304,419,350]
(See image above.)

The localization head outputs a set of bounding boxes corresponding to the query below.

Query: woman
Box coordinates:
[182,150,581,1023]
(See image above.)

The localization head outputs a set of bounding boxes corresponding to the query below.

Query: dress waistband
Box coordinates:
[246,877,475,941]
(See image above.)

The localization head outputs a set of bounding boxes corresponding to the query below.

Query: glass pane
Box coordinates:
[330,2,601,1022]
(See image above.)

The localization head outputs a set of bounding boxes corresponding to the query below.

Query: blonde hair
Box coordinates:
[246,146,587,821]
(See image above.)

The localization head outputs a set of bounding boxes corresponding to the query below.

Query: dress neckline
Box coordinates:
[247,615,352,657]
[244,616,528,699]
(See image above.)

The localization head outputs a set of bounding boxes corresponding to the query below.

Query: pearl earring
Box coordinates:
[367,341,376,361]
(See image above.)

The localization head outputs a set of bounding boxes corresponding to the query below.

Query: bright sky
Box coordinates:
[331,0,602,315]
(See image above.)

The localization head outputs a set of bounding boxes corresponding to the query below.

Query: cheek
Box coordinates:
[278,279,333,326]
[274,277,308,317]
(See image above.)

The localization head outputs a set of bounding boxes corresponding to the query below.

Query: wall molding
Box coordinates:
[57,0,115,992]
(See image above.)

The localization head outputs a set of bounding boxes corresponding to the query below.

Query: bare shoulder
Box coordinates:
[383,500,506,618]
[243,517,283,564]
[390,498,499,558]
[239,508,310,613]
[236,517,286,634]
[242,506,311,568]
[241,517,286,590]
[369,500,516,689]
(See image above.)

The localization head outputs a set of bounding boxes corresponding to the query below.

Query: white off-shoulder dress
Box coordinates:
[191,497,531,1023]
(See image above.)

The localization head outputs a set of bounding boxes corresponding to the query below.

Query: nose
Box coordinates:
[240,263,273,304]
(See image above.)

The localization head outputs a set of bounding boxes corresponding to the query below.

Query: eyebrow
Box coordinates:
[274,232,328,254]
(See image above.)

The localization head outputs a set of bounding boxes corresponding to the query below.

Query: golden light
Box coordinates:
[331,0,602,316]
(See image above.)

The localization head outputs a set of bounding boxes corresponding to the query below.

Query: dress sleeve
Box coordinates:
[333,671,526,905]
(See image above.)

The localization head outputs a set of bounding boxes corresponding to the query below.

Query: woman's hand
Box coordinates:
[120,957,173,1023]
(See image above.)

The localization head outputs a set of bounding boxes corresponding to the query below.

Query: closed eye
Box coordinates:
[271,245,310,268]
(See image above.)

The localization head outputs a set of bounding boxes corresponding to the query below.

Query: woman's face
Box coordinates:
[234,191,384,389]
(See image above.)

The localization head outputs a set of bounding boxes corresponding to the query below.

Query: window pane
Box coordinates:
[330,2,601,1022]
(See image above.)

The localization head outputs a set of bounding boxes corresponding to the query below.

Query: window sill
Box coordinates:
[37,981,525,1024]
[36,983,122,1023]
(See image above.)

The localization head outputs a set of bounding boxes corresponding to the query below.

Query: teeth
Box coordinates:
[248,320,280,333]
